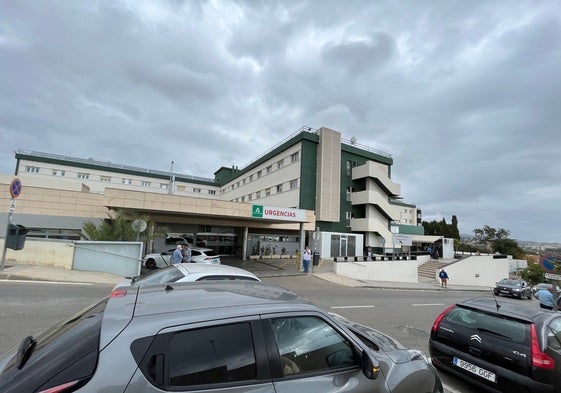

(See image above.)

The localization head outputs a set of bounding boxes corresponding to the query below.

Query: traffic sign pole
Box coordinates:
[1,199,15,271]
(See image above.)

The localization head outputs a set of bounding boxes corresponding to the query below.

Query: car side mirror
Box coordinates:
[361,350,380,380]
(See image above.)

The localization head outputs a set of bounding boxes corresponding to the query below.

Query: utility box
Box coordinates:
[6,224,29,250]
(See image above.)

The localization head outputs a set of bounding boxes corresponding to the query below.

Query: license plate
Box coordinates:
[453,357,496,383]
[500,290,509,293]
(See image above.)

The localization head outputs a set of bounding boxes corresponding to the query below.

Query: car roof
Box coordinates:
[458,297,554,322]
[113,281,314,318]
[175,263,259,279]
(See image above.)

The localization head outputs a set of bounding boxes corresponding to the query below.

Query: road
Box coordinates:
[0,275,531,392]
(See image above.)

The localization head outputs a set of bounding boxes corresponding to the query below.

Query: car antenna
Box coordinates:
[490,288,501,311]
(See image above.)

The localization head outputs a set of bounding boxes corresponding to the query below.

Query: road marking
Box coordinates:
[0,279,93,286]
[331,305,375,309]
[412,303,445,307]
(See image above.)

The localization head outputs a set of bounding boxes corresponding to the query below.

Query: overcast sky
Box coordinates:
[1,1,560,243]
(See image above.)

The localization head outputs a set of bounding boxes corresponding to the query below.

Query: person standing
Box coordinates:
[534,287,554,310]
[172,243,183,264]
[439,268,449,288]
[182,243,192,263]
[302,245,312,273]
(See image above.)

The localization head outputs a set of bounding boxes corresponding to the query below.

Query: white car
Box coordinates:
[143,247,221,269]
[114,264,260,290]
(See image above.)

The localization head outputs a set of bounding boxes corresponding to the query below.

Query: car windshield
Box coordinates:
[501,279,521,287]
[202,250,218,257]
[135,266,185,285]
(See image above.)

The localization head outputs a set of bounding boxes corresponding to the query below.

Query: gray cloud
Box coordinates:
[1,0,561,242]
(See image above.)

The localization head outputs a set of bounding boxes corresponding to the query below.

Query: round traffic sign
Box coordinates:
[10,178,23,199]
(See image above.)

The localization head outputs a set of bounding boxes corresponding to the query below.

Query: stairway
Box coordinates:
[418,260,449,281]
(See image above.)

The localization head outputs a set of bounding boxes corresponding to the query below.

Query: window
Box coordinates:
[248,194,252,201]
[161,323,257,387]
[291,152,299,163]
[276,184,283,193]
[161,183,169,190]
[52,169,65,177]
[265,188,271,196]
[241,196,245,202]
[209,190,216,195]
[243,178,246,185]
[193,188,201,193]
[141,181,151,187]
[269,316,356,376]
[77,173,90,180]
[257,170,262,178]
[25,166,40,173]
[346,186,354,201]
[345,211,354,227]
[256,191,261,198]
[122,178,132,185]
[277,159,284,169]
[346,160,352,175]
[100,176,111,183]
[290,179,298,190]
[249,174,253,181]
[266,165,272,174]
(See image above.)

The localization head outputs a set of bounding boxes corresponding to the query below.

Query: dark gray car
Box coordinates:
[0,281,442,393]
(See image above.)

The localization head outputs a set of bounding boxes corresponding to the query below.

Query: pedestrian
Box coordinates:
[534,287,554,310]
[432,248,440,260]
[302,245,312,273]
[367,247,372,261]
[439,268,449,288]
[172,243,183,264]
[427,245,432,259]
[182,243,192,263]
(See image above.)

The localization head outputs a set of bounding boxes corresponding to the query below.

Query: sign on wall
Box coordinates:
[251,205,306,222]
[392,234,412,246]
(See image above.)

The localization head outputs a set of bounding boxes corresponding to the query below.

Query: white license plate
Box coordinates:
[500,290,510,293]
[453,357,496,383]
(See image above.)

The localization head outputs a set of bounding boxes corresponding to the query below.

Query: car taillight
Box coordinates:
[531,324,555,370]
[432,304,456,333]
[109,289,127,298]
[38,380,80,393]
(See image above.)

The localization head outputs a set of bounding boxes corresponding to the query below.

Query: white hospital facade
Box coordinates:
[1,126,426,258]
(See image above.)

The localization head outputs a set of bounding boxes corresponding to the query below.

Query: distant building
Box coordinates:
[1,126,425,258]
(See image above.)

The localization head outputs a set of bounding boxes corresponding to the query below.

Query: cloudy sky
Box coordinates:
[1,1,560,243]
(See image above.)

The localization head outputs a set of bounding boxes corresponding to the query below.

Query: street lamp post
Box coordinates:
[169,161,174,195]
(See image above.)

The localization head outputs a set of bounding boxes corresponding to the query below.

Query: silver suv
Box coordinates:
[0,281,442,393]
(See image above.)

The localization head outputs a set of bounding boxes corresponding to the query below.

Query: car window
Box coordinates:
[203,250,218,257]
[445,307,529,344]
[191,250,201,257]
[196,275,259,281]
[269,316,356,376]
[547,317,561,350]
[136,267,184,285]
[137,322,257,390]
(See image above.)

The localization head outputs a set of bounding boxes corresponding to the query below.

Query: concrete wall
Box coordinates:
[73,241,142,277]
[0,238,74,269]
[335,260,419,283]
[436,256,510,287]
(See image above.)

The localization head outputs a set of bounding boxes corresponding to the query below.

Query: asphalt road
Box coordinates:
[0,275,535,393]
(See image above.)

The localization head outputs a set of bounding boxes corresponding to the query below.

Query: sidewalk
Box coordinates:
[0,258,491,292]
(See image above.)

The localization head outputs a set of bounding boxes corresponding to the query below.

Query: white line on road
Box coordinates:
[0,279,93,286]
[331,305,375,309]
[411,303,446,307]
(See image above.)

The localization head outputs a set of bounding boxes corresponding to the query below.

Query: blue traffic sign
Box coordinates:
[9,178,23,199]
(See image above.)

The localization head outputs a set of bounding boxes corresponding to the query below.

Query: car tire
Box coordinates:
[145,259,156,270]
[518,292,523,300]
[527,292,532,300]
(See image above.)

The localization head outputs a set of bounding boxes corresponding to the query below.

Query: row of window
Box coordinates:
[25,166,217,194]
[226,152,299,192]
[233,179,298,202]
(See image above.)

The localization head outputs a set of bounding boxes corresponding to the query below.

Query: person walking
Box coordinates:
[172,243,183,264]
[439,268,449,288]
[182,243,192,263]
[302,245,312,273]
[534,287,554,310]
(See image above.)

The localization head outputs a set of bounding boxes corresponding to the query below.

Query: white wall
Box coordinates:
[335,260,418,283]
[436,256,510,287]
[0,238,74,269]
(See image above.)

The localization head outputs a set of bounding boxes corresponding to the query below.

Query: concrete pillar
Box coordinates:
[299,222,305,271]
[242,226,248,261]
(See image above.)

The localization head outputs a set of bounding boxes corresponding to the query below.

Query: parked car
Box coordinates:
[429,297,561,393]
[143,247,221,269]
[493,278,532,299]
[0,281,443,393]
[532,282,561,295]
[114,264,260,290]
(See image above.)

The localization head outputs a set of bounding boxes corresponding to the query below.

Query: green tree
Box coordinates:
[520,262,546,285]
[492,238,525,259]
[422,215,460,240]
[472,225,524,257]
[83,210,137,241]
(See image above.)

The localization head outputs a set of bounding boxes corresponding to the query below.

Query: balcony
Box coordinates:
[351,190,400,221]
[352,162,400,196]
[350,218,393,240]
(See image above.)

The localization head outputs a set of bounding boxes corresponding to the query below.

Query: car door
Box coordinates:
[263,313,389,393]
[124,317,276,393]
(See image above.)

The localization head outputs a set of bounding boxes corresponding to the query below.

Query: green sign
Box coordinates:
[252,205,263,218]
